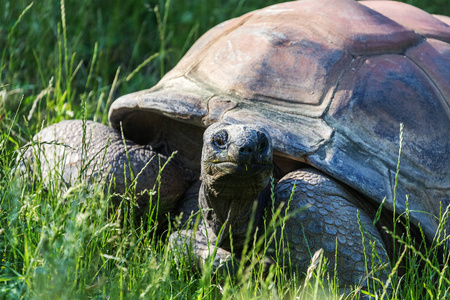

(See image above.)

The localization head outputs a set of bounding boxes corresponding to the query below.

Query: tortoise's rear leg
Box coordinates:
[273,168,390,288]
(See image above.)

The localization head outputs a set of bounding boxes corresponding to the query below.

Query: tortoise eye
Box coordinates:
[212,130,228,149]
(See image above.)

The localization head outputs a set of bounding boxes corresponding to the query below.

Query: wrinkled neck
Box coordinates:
[199,175,269,251]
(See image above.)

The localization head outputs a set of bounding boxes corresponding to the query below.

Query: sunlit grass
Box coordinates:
[1,0,449,299]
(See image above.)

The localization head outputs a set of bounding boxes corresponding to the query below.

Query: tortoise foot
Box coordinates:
[169,226,238,275]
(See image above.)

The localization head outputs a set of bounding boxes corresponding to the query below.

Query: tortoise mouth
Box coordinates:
[205,161,273,178]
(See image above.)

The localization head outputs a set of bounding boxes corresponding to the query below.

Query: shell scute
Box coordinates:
[406,39,450,105]
[189,21,350,118]
[327,54,450,177]
[361,1,450,42]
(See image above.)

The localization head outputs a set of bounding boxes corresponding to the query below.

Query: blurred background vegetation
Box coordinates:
[1,0,449,133]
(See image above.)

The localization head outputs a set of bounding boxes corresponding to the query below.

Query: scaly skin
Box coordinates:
[22,120,190,216]
[199,123,273,251]
[274,169,389,287]
[170,123,389,288]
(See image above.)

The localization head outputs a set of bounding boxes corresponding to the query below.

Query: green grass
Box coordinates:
[1,0,450,299]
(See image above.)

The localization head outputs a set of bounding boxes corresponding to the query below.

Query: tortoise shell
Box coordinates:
[109,0,450,239]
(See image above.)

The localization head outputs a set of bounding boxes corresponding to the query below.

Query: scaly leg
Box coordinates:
[21,120,191,216]
[273,168,389,288]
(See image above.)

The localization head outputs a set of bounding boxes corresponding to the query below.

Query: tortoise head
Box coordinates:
[201,123,273,191]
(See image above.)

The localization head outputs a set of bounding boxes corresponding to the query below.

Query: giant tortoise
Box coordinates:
[25,0,450,288]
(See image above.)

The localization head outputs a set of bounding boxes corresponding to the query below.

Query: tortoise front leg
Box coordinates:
[169,225,239,275]
[21,120,190,217]
[273,168,390,288]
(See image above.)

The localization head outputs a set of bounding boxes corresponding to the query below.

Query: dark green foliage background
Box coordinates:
[1,0,289,102]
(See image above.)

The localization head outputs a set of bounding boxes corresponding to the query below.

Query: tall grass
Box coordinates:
[1,0,450,299]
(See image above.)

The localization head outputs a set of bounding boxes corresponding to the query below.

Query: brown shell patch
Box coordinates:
[326,54,450,177]
[406,39,450,108]
[362,1,450,42]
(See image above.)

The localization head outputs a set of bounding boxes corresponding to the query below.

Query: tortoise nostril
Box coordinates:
[239,145,253,155]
